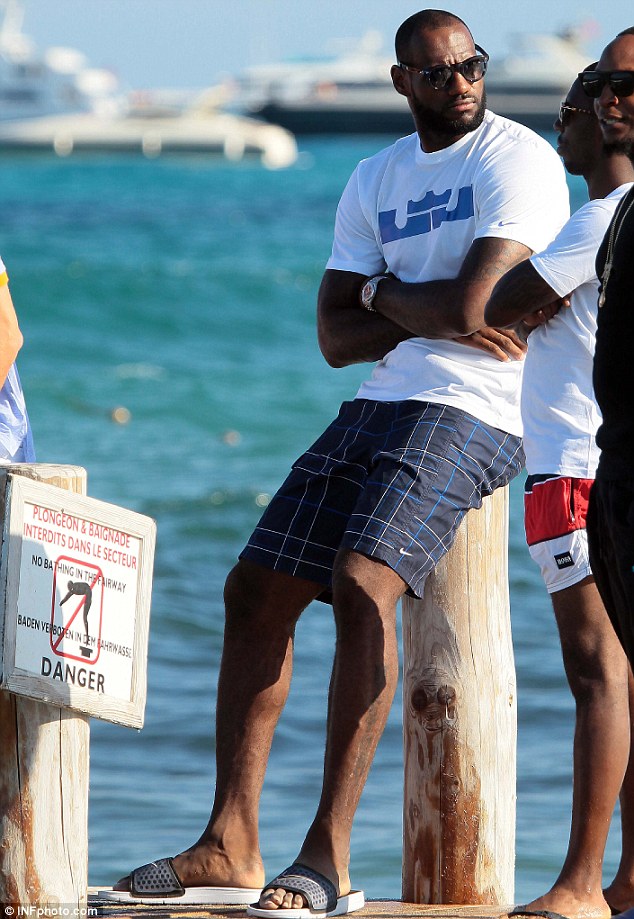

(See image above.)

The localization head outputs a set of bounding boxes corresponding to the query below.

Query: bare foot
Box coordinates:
[604,881,634,916]
[255,861,349,912]
[511,891,611,919]
[258,888,308,911]
[113,843,264,892]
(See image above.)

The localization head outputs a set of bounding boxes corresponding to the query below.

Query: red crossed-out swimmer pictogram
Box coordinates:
[50,555,104,664]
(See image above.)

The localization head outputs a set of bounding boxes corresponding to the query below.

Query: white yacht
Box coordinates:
[236,27,593,135]
[0,0,122,121]
[0,1,297,168]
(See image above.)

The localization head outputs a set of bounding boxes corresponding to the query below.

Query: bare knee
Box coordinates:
[554,579,629,704]
[561,636,628,704]
[331,552,401,640]
[331,555,401,702]
[223,559,317,636]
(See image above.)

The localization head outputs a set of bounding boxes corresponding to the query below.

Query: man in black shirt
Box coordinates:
[585,32,634,908]
[586,28,634,644]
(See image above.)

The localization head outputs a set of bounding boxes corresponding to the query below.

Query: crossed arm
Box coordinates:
[484,259,568,330]
[318,236,533,368]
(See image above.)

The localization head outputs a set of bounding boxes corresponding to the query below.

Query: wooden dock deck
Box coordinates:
[86,895,513,919]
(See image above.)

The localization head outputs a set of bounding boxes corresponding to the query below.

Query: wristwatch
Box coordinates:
[359,274,389,312]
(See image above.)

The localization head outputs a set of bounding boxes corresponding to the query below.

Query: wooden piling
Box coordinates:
[401,486,516,904]
[0,464,89,910]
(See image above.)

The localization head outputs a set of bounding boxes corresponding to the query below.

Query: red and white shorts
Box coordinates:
[524,474,593,593]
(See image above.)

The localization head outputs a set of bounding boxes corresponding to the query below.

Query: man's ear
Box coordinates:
[391,64,410,98]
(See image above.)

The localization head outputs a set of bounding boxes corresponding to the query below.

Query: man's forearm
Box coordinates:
[485,260,562,328]
[317,237,532,368]
[373,237,533,339]
[317,269,413,367]
[318,302,412,368]
[371,276,479,339]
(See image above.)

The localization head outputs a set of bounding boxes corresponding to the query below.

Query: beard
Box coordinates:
[604,139,634,161]
[410,87,487,137]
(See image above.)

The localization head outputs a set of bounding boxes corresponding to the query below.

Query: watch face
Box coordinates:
[361,279,376,305]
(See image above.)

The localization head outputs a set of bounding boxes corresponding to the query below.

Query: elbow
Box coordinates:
[13,325,23,359]
[7,325,23,363]
[484,274,523,329]
[483,301,503,328]
[318,335,350,368]
[317,316,353,367]
[483,281,511,327]
[484,300,514,329]
[454,318,477,337]
[325,354,348,369]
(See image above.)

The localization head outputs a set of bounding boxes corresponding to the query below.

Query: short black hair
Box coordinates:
[617,27,634,37]
[395,9,473,61]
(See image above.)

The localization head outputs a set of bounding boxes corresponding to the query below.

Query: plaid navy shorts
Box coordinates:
[240,399,524,599]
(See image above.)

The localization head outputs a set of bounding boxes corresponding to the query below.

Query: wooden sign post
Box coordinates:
[0,463,156,910]
[401,486,516,905]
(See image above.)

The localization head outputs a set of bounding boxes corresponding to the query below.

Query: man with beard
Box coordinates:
[485,70,634,919]
[105,10,568,916]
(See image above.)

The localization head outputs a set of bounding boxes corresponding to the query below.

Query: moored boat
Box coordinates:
[0,1,297,168]
[235,27,593,135]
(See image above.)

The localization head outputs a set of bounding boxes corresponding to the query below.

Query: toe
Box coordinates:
[259,887,283,909]
[258,887,307,911]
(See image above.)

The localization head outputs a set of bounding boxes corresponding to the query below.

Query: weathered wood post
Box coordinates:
[0,464,89,910]
[402,485,516,904]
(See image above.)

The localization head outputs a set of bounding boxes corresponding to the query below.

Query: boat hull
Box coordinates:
[0,112,298,167]
[251,89,563,135]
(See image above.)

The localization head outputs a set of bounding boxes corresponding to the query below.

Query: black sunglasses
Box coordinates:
[579,69,634,99]
[558,102,594,127]
[398,44,489,90]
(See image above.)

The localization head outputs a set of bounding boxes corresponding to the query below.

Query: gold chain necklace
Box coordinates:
[599,191,634,308]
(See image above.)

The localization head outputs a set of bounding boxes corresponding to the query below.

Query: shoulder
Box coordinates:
[471,112,567,215]
[476,110,562,166]
[530,195,623,273]
[566,185,634,238]
[478,110,553,150]
[354,133,418,182]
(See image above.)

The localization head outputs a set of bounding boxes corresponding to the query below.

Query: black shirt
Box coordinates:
[594,183,634,479]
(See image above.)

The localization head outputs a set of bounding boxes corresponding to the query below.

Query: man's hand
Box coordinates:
[455,326,528,362]
[521,296,571,330]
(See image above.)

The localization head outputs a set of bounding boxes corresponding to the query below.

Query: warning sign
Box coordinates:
[51,556,104,662]
[0,474,155,727]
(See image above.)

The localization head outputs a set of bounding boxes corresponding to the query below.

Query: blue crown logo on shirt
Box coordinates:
[379,185,474,244]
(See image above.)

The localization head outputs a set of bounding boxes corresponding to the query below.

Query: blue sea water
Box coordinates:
[1,136,620,902]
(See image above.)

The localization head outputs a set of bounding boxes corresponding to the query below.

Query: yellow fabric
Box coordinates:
[0,271,8,287]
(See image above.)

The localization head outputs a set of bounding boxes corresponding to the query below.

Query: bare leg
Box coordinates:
[115,559,322,891]
[604,666,634,913]
[258,549,406,911]
[515,576,629,919]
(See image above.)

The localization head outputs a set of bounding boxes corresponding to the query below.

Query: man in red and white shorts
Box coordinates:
[486,75,634,919]
[524,475,593,593]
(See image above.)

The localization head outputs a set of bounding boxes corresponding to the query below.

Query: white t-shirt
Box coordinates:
[326,110,569,435]
[522,183,633,477]
[0,256,35,462]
